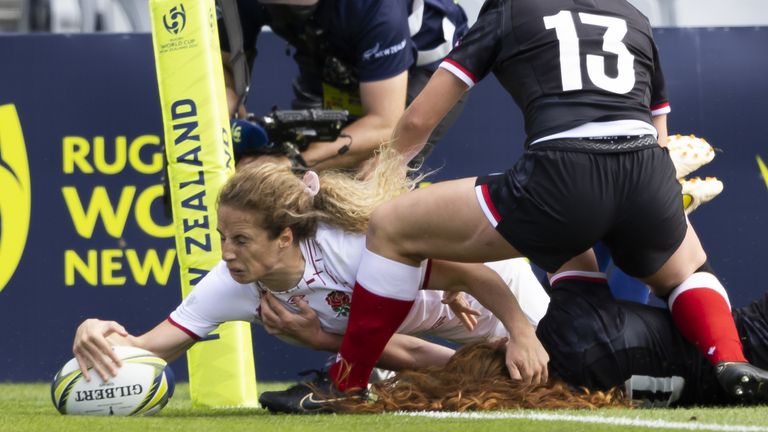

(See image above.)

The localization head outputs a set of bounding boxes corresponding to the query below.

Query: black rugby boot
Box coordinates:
[259,370,365,414]
[715,362,768,403]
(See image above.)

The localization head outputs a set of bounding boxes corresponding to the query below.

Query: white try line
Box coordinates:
[396,411,768,432]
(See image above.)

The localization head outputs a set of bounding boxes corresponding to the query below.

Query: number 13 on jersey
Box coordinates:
[544,11,636,94]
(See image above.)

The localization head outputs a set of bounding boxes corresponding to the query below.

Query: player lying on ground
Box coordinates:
[71,150,548,385]
[315,0,768,409]
[330,272,768,411]
[241,132,727,412]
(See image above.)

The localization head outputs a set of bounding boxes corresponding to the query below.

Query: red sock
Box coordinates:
[329,282,414,391]
[329,248,425,391]
[668,272,746,365]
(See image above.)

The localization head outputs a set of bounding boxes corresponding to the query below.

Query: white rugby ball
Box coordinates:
[51,346,174,416]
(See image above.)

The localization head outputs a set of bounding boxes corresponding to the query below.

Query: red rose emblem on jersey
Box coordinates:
[325,291,351,317]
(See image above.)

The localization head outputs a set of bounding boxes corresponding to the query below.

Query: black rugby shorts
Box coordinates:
[474,144,686,277]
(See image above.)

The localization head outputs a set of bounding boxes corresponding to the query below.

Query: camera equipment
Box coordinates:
[258,108,348,151]
[233,107,349,167]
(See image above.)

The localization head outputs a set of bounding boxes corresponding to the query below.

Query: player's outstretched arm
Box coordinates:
[427,260,549,385]
[391,68,468,164]
[72,318,195,382]
[301,71,408,171]
[378,334,456,371]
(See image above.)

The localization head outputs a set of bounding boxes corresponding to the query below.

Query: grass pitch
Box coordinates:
[2,382,768,432]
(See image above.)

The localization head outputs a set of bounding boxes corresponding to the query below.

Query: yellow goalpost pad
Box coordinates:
[149,0,257,408]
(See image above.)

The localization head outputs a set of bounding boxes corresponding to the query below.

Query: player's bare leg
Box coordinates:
[367,177,522,265]
[329,177,588,392]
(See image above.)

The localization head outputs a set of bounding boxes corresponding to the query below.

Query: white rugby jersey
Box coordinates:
[168,223,549,346]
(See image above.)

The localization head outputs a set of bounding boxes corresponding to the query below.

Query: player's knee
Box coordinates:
[647,254,713,298]
[653,240,707,292]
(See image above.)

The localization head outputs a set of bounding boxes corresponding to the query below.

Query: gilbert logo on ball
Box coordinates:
[0,104,31,294]
[51,346,175,416]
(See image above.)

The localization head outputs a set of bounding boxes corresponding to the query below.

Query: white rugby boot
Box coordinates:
[667,134,716,179]
[681,176,724,215]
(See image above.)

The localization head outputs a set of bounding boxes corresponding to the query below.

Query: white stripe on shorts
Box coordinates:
[475,184,499,228]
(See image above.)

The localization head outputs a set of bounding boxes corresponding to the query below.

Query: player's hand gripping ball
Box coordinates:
[51,346,174,416]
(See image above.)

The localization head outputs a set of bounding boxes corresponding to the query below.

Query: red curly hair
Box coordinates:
[337,341,630,412]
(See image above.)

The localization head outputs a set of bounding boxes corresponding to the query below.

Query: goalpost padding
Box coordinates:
[149,0,257,408]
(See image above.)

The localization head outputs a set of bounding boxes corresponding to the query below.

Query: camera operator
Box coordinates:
[218,0,469,172]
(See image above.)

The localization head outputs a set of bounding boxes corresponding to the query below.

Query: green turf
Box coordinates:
[2,382,768,432]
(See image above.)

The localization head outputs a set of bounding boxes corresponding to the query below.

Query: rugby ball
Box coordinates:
[51,346,174,416]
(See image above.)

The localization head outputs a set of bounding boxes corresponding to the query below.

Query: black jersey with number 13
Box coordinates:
[445,0,668,146]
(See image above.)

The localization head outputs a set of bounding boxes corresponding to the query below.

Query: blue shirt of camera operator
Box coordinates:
[219,0,468,171]
[310,0,468,108]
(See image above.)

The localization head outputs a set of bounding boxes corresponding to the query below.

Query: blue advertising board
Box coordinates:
[0,27,767,382]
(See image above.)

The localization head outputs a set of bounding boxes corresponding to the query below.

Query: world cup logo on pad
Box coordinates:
[163,4,187,35]
[0,104,32,294]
